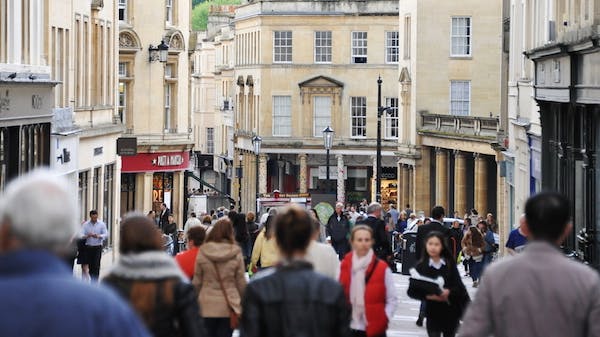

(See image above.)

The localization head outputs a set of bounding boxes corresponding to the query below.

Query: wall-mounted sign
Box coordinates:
[94,147,103,156]
[117,137,137,156]
[121,151,190,173]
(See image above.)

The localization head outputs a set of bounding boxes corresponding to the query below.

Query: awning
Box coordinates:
[185,171,234,202]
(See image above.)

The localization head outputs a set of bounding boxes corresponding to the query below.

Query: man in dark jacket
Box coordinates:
[448,220,464,260]
[327,202,351,260]
[356,202,391,261]
[416,206,450,259]
[159,203,170,231]
[241,206,351,337]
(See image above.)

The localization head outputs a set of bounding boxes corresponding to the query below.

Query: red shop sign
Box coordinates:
[121,152,190,173]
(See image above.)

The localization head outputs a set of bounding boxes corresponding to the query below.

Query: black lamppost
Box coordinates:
[377,76,393,203]
[322,126,334,193]
[252,135,262,214]
[237,153,244,212]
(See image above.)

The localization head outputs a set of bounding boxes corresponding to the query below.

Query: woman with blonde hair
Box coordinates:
[193,218,247,337]
[249,214,279,273]
[339,225,398,337]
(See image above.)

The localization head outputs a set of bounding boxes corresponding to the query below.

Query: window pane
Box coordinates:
[451,17,471,56]
[352,31,367,63]
[351,97,367,137]
[313,96,331,137]
[450,81,470,116]
[273,96,291,136]
[274,31,293,63]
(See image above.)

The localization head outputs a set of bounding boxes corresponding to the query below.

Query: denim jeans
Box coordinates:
[468,258,483,282]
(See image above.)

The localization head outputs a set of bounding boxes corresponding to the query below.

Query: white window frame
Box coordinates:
[164,84,172,131]
[351,96,367,138]
[118,0,127,22]
[451,17,472,57]
[313,96,332,137]
[449,80,471,116]
[273,31,292,64]
[351,31,367,64]
[385,31,399,64]
[385,97,399,139]
[118,62,127,77]
[314,31,332,64]
[118,82,126,119]
[166,0,173,25]
[272,96,292,137]
[206,127,214,154]
[165,64,173,78]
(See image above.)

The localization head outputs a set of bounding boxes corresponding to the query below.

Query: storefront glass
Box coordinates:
[153,172,173,213]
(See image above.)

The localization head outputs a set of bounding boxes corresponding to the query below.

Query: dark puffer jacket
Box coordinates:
[240,261,351,337]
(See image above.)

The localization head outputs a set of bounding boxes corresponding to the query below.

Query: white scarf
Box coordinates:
[350,249,374,327]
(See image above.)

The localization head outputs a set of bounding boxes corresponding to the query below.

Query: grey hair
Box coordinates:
[335,202,344,209]
[0,170,78,252]
[366,202,382,215]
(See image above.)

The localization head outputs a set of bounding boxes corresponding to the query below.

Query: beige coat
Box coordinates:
[192,242,247,318]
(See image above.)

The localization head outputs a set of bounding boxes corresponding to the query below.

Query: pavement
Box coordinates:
[75,252,477,337]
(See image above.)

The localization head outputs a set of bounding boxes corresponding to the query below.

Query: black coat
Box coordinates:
[240,261,351,337]
[407,261,470,331]
[326,213,350,257]
[416,221,450,259]
[448,228,464,260]
[104,276,206,337]
[159,209,171,230]
[356,215,391,259]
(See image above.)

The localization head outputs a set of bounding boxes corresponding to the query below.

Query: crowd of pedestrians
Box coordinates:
[1,170,600,337]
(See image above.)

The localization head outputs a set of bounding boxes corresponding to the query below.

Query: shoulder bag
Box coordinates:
[206,255,240,330]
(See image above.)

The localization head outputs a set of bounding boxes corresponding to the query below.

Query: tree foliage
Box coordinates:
[192,0,242,31]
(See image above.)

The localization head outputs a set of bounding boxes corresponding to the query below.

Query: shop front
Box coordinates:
[121,151,190,224]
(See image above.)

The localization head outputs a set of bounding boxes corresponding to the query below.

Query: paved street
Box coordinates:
[77,253,477,337]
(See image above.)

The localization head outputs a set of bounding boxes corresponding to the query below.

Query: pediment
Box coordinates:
[298,75,344,88]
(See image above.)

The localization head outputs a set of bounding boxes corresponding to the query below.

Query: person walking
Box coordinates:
[0,170,151,337]
[327,202,351,260]
[159,203,170,231]
[193,218,247,337]
[407,232,470,337]
[505,214,528,255]
[339,225,398,337]
[448,220,464,261]
[176,226,207,280]
[103,215,206,337]
[81,210,107,281]
[477,221,496,270]
[305,216,340,280]
[460,192,600,337]
[245,211,259,249]
[356,202,392,263]
[233,212,251,266]
[184,212,202,232]
[250,214,279,272]
[416,206,450,259]
[240,206,351,337]
[461,226,485,288]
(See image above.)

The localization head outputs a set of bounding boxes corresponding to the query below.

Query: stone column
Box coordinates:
[474,153,488,215]
[454,151,467,217]
[142,172,154,213]
[298,154,308,193]
[173,170,184,227]
[415,147,431,215]
[259,154,268,194]
[435,148,448,211]
[277,160,285,191]
[402,165,410,209]
[337,154,345,203]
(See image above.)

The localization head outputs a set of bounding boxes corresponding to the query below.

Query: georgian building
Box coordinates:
[525,0,600,269]
[234,0,400,209]
[0,0,53,191]
[47,0,122,247]
[118,0,193,225]
[397,0,509,229]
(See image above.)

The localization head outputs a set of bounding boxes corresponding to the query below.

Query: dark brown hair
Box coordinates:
[246,211,255,223]
[469,226,485,247]
[114,214,176,326]
[274,206,313,257]
[202,215,212,224]
[187,226,206,246]
[119,215,163,254]
[205,218,235,244]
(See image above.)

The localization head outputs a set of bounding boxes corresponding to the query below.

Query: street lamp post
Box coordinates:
[237,153,243,212]
[322,126,334,194]
[377,76,392,204]
[252,135,262,215]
